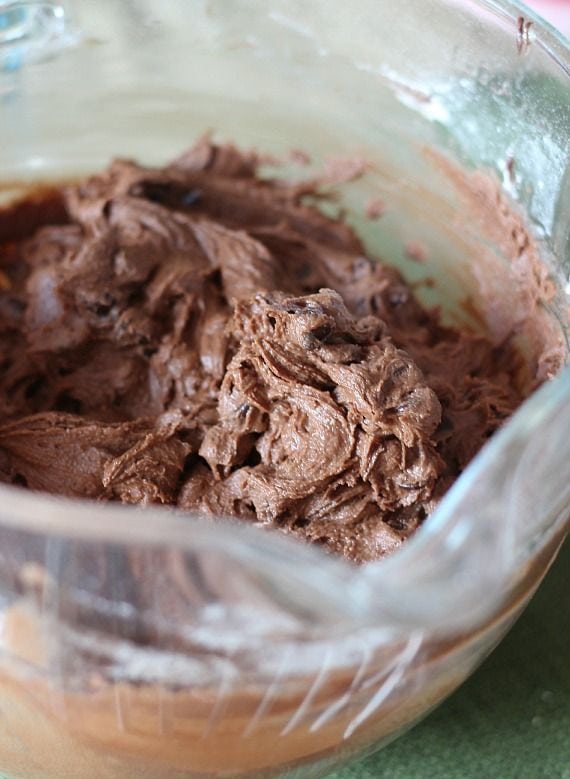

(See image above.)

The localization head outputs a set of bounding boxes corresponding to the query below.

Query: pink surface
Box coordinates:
[526,0,570,36]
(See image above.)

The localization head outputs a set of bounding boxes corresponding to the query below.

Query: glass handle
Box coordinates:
[361,367,570,634]
[0,1,72,72]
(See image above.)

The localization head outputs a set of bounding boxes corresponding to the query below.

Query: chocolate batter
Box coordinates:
[0,139,524,563]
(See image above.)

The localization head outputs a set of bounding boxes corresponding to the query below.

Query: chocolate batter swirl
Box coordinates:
[0,139,523,562]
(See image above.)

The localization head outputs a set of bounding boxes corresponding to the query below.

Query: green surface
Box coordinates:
[331,539,570,779]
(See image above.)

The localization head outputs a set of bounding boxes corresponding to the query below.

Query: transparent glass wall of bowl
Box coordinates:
[0,1,569,778]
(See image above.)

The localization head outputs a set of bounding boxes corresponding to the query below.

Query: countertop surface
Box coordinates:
[331,538,570,779]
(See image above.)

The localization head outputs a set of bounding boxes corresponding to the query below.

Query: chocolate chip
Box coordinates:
[292,517,310,529]
[285,302,304,314]
[302,333,319,351]
[24,376,45,400]
[93,303,112,317]
[87,293,116,316]
[134,182,169,203]
[55,393,82,414]
[135,181,202,209]
[391,363,409,380]
[243,449,261,467]
[310,323,333,342]
[437,415,455,435]
[237,403,250,418]
[304,301,325,317]
[181,189,202,206]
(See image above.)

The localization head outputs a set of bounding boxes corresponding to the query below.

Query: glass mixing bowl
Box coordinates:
[0,1,569,777]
